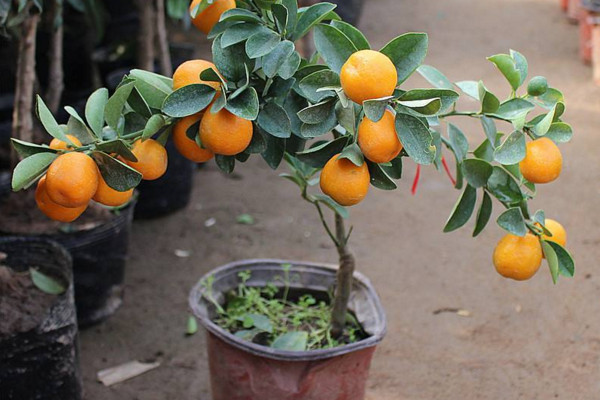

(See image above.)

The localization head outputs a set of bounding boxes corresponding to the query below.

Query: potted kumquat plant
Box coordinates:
[9,1,575,399]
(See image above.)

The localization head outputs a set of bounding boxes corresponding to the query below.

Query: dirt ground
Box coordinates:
[80,0,600,399]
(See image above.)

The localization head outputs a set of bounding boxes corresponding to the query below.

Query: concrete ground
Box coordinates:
[80,0,600,398]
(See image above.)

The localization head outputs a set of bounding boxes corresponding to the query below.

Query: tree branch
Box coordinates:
[135,0,156,71]
[330,213,356,338]
[155,0,172,76]
[46,0,64,114]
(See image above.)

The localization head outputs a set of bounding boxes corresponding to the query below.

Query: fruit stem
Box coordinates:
[330,213,355,338]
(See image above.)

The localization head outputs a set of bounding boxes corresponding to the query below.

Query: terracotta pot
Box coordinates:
[189,259,387,400]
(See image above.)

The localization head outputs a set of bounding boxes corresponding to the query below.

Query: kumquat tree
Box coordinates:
[10,0,575,339]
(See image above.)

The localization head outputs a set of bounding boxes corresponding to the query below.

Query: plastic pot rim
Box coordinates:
[189,258,387,362]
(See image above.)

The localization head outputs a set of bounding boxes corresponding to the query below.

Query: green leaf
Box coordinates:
[330,20,370,50]
[488,54,521,91]
[480,116,497,146]
[417,65,453,89]
[12,153,58,191]
[313,194,349,218]
[532,106,556,137]
[399,89,458,112]
[300,111,337,138]
[30,268,66,295]
[541,241,560,284]
[258,102,291,138]
[246,29,281,59]
[186,315,198,336]
[271,331,308,351]
[493,130,526,165]
[262,40,295,78]
[455,80,480,100]
[545,122,573,143]
[66,111,97,145]
[127,87,152,118]
[338,143,363,166]
[380,32,428,85]
[444,184,477,232]
[397,98,441,116]
[291,2,337,41]
[236,213,255,225]
[381,156,403,179]
[367,161,397,190]
[313,24,357,74]
[297,100,336,124]
[104,82,135,133]
[85,88,108,137]
[478,81,500,114]
[261,132,286,169]
[492,98,535,120]
[279,51,302,80]
[296,136,348,168]
[92,151,142,191]
[335,102,356,134]
[129,69,174,109]
[487,166,523,205]
[394,112,435,165]
[363,97,391,122]
[280,0,298,33]
[271,3,288,32]
[473,191,492,237]
[213,36,255,82]
[10,139,56,158]
[36,96,68,142]
[221,23,267,48]
[142,114,166,140]
[510,49,528,86]
[497,207,527,236]
[462,158,493,188]
[242,313,272,332]
[226,87,259,120]
[547,241,575,277]
[448,123,468,162]
[219,8,263,23]
[215,154,236,173]
[298,69,340,103]
[537,88,564,109]
[162,84,216,118]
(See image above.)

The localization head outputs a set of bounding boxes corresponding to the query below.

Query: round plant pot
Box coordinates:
[43,203,136,328]
[134,140,194,219]
[189,259,387,400]
[0,237,82,399]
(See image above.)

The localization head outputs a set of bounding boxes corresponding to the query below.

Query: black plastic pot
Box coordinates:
[43,203,136,328]
[189,259,387,400]
[134,139,194,219]
[0,237,82,400]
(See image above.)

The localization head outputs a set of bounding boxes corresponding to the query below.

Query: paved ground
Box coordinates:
[80,0,600,399]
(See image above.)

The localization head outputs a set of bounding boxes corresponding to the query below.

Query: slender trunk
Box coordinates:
[46,0,64,114]
[135,0,156,71]
[11,13,40,167]
[155,0,172,76]
[330,213,356,338]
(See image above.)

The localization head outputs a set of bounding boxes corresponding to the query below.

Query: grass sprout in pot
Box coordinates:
[0,237,82,400]
[189,259,386,400]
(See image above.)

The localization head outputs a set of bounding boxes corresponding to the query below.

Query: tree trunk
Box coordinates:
[135,0,156,71]
[11,13,40,167]
[330,213,356,338]
[46,0,64,114]
[155,0,172,76]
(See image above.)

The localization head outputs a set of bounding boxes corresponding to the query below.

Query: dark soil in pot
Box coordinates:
[189,259,387,400]
[134,139,194,220]
[0,191,136,328]
[0,237,82,400]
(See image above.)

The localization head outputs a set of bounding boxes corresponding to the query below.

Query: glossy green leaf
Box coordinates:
[262,40,295,78]
[448,123,468,161]
[142,114,166,140]
[215,154,236,173]
[532,106,556,137]
[480,116,497,146]
[417,65,453,89]
[12,153,57,191]
[313,24,357,74]
[10,139,56,158]
[545,122,573,143]
[129,69,173,109]
[488,54,521,91]
[291,2,337,41]
[395,112,435,165]
[399,89,458,112]
[219,8,263,23]
[487,166,523,205]
[492,98,535,120]
[380,32,428,85]
[542,241,560,284]
[367,161,397,190]
[271,331,308,351]
[473,191,492,237]
[246,29,281,59]
[397,98,442,116]
[510,49,528,86]
[338,143,363,166]
[297,100,336,124]
[162,84,216,118]
[279,51,302,80]
[330,20,370,50]
[36,96,68,142]
[221,23,267,48]
[104,82,135,132]
[92,151,142,191]
[226,87,259,120]
[493,130,526,165]
[455,80,480,100]
[261,133,286,169]
[213,36,255,82]
[298,69,339,103]
[497,207,527,236]
[258,102,291,138]
[462,158,493,188]
[296,136,348,168]
[363,97,392,122]
[444,184,477,232]
[547,241,575,277]
[85,88,108,137]
[313,194,349,218]
[478,81,500,114]
[30,268,66,295]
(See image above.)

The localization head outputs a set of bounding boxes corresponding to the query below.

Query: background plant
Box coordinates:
[9,0,576,344]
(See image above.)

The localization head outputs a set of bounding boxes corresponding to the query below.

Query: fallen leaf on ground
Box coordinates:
[97,360,161,387]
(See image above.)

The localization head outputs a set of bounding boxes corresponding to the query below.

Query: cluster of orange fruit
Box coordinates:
[37,136,168,222]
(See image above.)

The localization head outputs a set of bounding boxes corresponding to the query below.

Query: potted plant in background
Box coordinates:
[9,0,576,398]
[0,1,137,328]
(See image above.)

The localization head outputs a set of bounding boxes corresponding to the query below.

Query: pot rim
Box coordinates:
[189,258,387,362]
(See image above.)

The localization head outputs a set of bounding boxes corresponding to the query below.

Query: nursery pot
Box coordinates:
[44,202,136,328]
[134,139,194,219]
[579,1,600,63]
[0,237,82,399]
[189,259,387,400]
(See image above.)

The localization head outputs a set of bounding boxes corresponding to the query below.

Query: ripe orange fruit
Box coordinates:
[519,137,562,184]
[493,233,543,281]
[92,172,134,207]
[358,109,403,164]
[35,177,87,223]
[200,109,253,156]
[190,0,236,35]
[173,59,221,91]
[49,135,82,151]
[173,113,214,163]
[340,50,398,104]
[126,139,168,181]
[542,219,567,247]
[320,154,370,206]
[45,152,99,208]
